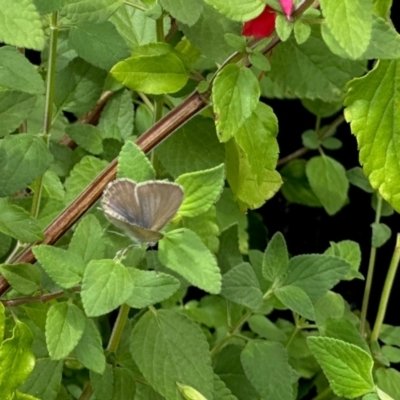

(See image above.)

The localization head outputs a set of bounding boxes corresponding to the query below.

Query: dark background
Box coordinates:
[255,3,400,326]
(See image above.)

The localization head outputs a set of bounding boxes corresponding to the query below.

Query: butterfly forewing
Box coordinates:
[101,179,143,225]
[135,181,184,231]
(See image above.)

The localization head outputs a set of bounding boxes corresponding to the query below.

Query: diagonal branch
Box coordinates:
[0,0,315,296]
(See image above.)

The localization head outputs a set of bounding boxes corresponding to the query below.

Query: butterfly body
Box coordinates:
[101,179,184,245]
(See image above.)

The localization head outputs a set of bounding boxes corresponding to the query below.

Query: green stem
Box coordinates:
[30,12,59,218]
[210,291,274,357]
[78,303,131,400]
[371,234,400,342]
[360,194,382,337]
[124,0,146,11]
[285,326,299,349]
[107,303,131,353]
[156,16,165,43]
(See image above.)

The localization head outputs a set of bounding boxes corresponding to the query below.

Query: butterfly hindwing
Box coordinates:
[135,181,184,231]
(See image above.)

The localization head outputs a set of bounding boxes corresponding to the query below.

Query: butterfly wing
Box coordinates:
[101,179,140,225]
[135,181,184,231]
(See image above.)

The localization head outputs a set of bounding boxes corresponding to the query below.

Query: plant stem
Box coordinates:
[30,11,59,218]
[277,113,345,167]
[107,303,131,353]
[312,386,332,400]
[78,303,131,400]
[124,0,146,11]
[360,194,382,337]
[371,233,400,341]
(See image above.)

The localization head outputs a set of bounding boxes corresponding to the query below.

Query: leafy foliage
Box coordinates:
[0,1,398,400]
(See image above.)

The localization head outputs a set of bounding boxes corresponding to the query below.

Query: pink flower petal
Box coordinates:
[242,6,277,38]
[279,0,293,18]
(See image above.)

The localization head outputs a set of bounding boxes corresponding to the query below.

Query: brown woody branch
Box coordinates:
[0,0,315,297]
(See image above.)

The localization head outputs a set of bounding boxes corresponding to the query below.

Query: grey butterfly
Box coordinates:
[101,179,184,245]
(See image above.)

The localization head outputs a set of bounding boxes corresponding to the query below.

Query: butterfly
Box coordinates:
[101,179,184,245]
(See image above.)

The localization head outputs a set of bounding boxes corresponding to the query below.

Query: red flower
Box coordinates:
[242,6,277,38]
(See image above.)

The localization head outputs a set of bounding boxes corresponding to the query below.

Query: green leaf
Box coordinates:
[235,103,278,184]
[314,291,345,326]
[155,116,225,178]
[321,137,342,150]
[217,225,243,274]
[183,206,220,253]
[97,89,134,140]
[325,240,363,280]
[117,141,155,181]
[60,0,123,24]
[110,5,170,49]
[306,155,349,215]
[203,0,265,21]
[159,228,222,294]
[177,4,241,64]
[0,321,35,396]
[0,134,53,196]
[91,364,114,400]
[46,302,85,360]
[31,170,65,201]
[0,3,44,50]
[322,14,400,61]
[248,314,287,342]
[241,340,294,400]
[214,345,259,399]
[212,64,260,142]
[275,285,315,320]
[260,26,365,102]
[69,214,105,264]
[0,199,44,243]
[19,359,63,400]
[323,317,370,354]
[248,51,271,71]
[344,60,400,211]
[64,156,108,204]
[285,255,350,301]
[0,263,41,295]
[294,20,311,44]
[225,139,282,210]
[0,91,37,137]
[0,232,11,259]
[221,262,263,310]
[0,47,43,94]
[176,164,225,218]
[213,373,238,400]
[33,0,66,14]
[301,130,319,150]
[69,21,130,71]
[276,14,293,41]
[376,368,400,400]
[346,167,374,193]
[371,223,392,248]
[280,159,322,207]
[73,318,106,374]
[302,98,343,118]
[125,269,180,309]
[130,309,214,400]
[111,367,136,400]
[307,336,375,398]
[111,43,189,94]
[262,232,289,282]
[159,0,203,26]
[65,124,104,155]
[380,324,400,347]
[81,259,133,317]
[33,245,85,289]
[319,0,372,59]
[55,57,107,116]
